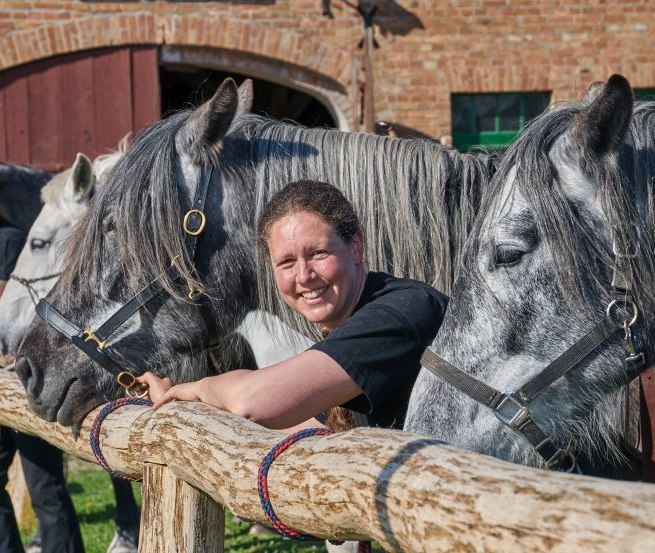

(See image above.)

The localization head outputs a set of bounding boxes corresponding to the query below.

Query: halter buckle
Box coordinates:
[494,393,531,430]
[83,330,107,350]
[183,209,207,236]
[116,371,148,399]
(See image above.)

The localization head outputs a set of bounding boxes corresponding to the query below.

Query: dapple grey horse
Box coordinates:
[405,75,655,479]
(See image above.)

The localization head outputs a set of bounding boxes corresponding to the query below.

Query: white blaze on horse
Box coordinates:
[405,75,655,478]
[16,77,497,426]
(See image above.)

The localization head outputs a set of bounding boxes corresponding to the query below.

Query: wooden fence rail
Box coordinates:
[1,371,655,552]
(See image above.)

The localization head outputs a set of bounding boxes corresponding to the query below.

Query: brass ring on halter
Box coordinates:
[116,371,137,391]
[606,299,639,328]
[183,209,206,236]
[83,330,107,350]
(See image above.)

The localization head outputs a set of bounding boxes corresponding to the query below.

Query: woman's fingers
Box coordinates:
[136,372,173,403]
[150,381,202,410]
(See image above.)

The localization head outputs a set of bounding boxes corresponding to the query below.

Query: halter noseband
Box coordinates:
[422,227,648,472]
[34,168,214,397]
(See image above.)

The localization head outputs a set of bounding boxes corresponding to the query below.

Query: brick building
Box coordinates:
[0,0,653,168]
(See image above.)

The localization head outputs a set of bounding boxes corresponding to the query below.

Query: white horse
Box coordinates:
[0,153,103,356]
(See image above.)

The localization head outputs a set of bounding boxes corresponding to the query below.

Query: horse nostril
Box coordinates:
[15,356,33,388]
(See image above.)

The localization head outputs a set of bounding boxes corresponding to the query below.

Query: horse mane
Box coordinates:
[462,98,655,463]
[232,115,499,337]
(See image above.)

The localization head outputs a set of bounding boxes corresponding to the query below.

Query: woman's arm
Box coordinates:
[137,349,362,430]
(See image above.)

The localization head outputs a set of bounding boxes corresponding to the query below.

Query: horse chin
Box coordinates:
[27,377,103,426]
[56,381,104,426]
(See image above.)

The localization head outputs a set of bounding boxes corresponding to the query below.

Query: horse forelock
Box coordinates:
[55,110,197,308]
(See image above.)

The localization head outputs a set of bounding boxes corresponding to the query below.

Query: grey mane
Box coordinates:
[56,111,498,341]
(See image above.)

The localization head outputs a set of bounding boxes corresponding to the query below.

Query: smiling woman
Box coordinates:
[139,180,449,432]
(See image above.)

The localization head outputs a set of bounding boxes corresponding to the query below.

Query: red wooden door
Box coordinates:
[0,46,161,171]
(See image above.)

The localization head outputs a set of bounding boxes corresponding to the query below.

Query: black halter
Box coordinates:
[35,168,214,396]
[421,229,648,472]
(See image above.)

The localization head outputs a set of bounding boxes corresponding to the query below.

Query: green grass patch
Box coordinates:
[21,458,383,552]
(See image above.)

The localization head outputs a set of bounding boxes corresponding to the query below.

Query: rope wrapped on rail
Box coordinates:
[89,397,153,481]
[258,428,372,553]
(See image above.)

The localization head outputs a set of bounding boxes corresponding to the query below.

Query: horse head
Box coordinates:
[406,75,655,472]
[16,78,257,425]
[0,153,97,356]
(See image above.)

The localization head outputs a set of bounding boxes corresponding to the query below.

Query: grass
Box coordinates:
[21,458,383,552]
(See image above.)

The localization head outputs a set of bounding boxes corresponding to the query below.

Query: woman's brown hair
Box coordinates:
[257,180,362,255]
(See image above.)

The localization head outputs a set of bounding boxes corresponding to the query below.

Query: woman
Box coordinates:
[139,180,448,431]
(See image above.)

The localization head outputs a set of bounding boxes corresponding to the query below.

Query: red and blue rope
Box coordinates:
[258,428,372,553]
[89,397,152,481]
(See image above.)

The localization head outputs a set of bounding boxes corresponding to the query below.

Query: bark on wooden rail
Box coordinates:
[2,371,655,553]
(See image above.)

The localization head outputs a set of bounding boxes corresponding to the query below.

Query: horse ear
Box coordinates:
[237,79,254,115]
[574,74,633,157]
[184,78,239,149]
[66,153,95,203]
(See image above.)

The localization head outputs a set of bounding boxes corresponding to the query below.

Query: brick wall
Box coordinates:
[0,0,653,139]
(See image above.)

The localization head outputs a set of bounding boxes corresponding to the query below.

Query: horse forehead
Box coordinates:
[31,202,74,235]
[548,134,604,215]
[487,166,531,229]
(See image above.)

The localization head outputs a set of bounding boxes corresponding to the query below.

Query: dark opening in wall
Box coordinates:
[160,65,336,128]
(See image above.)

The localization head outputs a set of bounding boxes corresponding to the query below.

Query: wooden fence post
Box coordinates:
[7,455,36,534]
[139,463,224,553]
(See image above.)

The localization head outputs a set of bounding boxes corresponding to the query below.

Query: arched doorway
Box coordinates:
[160,65,336,129]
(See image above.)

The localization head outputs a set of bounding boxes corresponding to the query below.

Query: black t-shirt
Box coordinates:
[0,223,26,280]
[310,271,448,429]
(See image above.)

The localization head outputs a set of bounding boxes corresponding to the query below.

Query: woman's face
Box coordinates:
[267,211,365,330]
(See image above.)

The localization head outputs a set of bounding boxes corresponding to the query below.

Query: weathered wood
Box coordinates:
[139,463,224,553]
[2,371,655,552]
[7,455,36,533]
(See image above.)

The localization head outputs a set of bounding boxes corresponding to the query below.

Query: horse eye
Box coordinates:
[494,245,524,267]
[30,238,51,251]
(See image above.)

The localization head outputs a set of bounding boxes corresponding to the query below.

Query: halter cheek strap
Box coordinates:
[421,228,649,472]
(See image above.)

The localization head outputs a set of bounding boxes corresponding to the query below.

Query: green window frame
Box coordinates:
[635,88,655,100]
[452,92,551,152]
